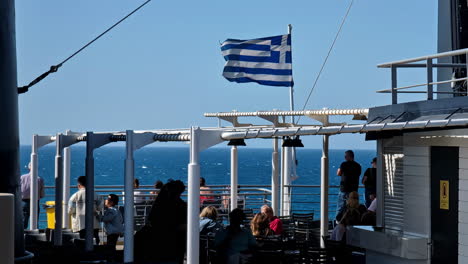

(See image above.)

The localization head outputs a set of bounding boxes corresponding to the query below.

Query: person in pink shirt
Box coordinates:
[261,205,283,235]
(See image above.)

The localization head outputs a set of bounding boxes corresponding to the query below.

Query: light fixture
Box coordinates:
[291,136,304,147]
[282,136,293,147]
[227,138,246,146]
[282,136,304,147]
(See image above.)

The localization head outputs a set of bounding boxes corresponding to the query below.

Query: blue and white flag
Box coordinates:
[221,34,293,87]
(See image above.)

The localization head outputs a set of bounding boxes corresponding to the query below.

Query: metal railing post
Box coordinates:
[427,59,433,100]
[391,65,398,104]
[465,52,468,97]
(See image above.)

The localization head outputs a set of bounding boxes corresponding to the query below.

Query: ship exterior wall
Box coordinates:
[402,146,430,236]
[364,130,468,264]
[459,147,468,262]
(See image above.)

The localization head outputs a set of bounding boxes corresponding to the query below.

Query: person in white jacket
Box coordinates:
[68,176,103,244]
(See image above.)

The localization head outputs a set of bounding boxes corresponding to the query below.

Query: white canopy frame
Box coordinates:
[28,108,468,264]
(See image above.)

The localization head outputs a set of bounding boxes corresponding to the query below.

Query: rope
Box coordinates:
[18,0,152,94]
[297,0,354,122]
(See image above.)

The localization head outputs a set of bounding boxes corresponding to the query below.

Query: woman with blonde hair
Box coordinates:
[199,206,221,235]
[332,191,367,241]
[250,213,274,237]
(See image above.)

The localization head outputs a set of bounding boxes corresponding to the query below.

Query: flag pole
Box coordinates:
[288,24,295,123]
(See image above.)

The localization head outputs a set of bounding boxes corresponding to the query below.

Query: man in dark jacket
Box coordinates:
[335,150,361,221]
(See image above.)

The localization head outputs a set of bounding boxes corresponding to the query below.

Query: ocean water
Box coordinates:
[19,145,375,228]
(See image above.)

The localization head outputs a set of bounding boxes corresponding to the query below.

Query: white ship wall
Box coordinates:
[371,129,468,263]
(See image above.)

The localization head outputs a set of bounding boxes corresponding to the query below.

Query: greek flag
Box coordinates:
[221,34,293,87]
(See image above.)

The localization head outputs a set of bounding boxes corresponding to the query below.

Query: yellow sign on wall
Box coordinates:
[440,180,449,210]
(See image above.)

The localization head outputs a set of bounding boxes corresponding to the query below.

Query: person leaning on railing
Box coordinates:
[335,150,362,222]
[68,176,103,244]
[100,194,123,249]
[20,162,45,229]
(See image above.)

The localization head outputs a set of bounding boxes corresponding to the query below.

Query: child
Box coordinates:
[101,194,124,249]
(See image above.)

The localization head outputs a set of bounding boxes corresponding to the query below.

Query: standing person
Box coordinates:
[137,180,187,264]
[68,176,103,245]
[101,194,123,249]
[150,180,163,198]
[336,150,361,221]
[20,162,45,229]
[133,178,145,204]
[260,205,283,235]
[362,157,377,208]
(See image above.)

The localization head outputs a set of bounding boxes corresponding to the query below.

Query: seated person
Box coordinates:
[361,194,377,226]
[200,177,215,205]
[250,213,274,237]
[368,194,377,212]
[214,208,257,264]
[335,191,366,223]
[260,205,283,235]
[199,206,221,235]
[332,191,365,242]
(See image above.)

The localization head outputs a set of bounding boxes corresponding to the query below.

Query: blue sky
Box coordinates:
[16,0,437,149]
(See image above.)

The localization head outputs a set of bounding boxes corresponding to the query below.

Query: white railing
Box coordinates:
[376,48,468,104]
[36,184,364,229]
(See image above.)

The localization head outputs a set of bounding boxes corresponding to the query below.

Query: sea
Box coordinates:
[19,145,375,228]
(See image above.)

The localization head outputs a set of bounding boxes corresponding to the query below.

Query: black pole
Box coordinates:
[0,0,25,257]
[85,132,95,251]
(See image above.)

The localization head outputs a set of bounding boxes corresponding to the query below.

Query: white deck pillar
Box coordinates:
[30,135,39,230]
[124,130,135,263]
[320,135,329,248]
[230,146,238,211]
[187,127,201,264]
[62,147,71,229]
[271,138,280,215]
[282,147,292,216]
[280,145,285,216]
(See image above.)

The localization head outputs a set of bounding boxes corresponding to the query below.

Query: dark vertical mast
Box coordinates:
[0,0,25,257]
[438,0,468,98]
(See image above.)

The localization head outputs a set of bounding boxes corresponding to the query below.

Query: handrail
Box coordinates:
[376,77,468,93]
[376,48,468,104]
[377,48,468,68]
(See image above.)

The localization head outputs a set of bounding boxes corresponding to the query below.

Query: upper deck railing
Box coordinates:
[376,48,468,104]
